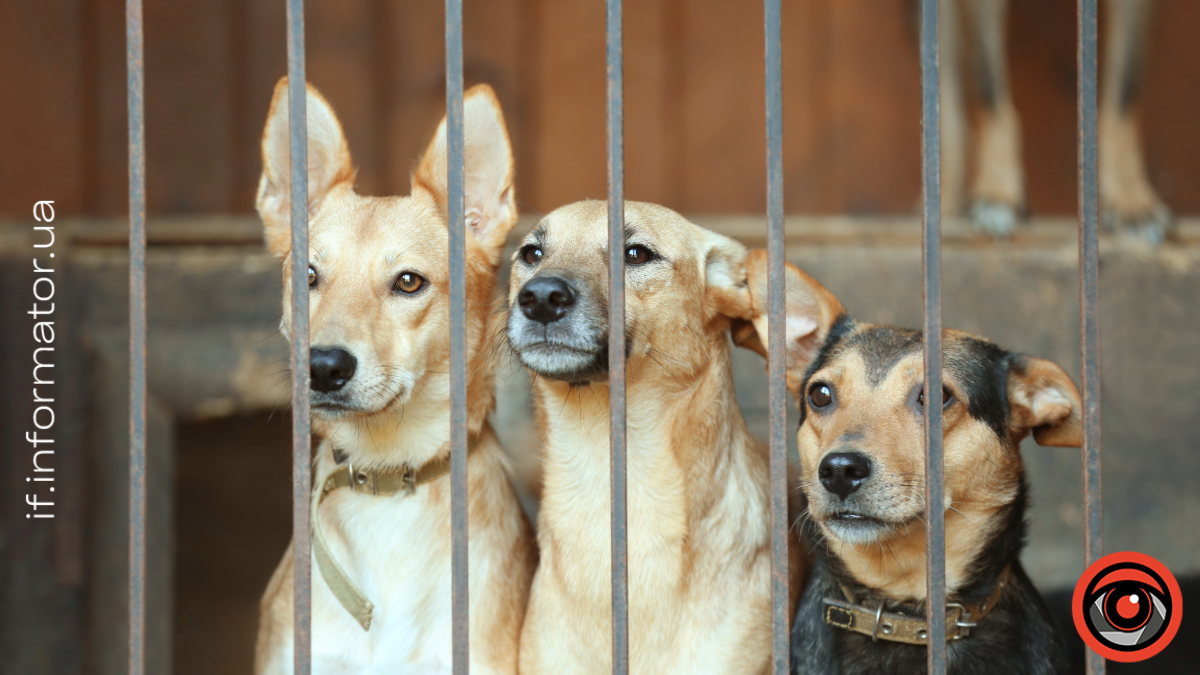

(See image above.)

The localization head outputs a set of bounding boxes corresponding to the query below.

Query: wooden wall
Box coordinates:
[1,0,1198,218]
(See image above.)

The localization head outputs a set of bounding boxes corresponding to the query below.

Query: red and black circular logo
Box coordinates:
[1072,551,1183,662]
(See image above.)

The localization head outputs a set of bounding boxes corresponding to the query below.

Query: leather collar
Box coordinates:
[313,438,477,631]
[822,565,1012,645]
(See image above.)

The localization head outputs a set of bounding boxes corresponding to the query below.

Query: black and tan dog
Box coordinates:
[736,251,1076,674]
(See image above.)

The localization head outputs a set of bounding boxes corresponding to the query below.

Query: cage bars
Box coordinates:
[1078,1,1105,673]
[116,1,1108,673]
[445,0,471,671]
[606,0,630,673]
[764,0,789,673]
[285,0,313,673]
[125,1,146,673]
[918,1,948,674]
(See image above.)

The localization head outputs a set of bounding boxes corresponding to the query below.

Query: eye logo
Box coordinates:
[1072,551,1183,662]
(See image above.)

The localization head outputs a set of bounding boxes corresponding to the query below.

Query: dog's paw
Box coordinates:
[970,200,1018,238]
[1104,202,1173,248]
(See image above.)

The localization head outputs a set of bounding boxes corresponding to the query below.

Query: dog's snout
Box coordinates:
[311,348,357,393]
[818,452,873,500]
[518,276,576,324]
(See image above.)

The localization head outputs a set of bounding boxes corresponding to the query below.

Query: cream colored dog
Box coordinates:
[253,79,535,674]
[506,200,802,674]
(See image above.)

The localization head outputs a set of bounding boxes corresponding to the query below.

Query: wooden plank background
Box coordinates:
[1,0,1197,218]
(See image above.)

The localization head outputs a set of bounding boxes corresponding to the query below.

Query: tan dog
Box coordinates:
[253,79,535,674]
[506,200,801,674]
[737,251,1077,673]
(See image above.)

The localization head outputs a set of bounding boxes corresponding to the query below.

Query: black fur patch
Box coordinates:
[944,337,1012,443]
[841,326,923,386]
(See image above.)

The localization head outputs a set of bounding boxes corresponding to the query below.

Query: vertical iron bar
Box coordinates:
[125,1,146,673]
[1078,1,1104,673]
[285,1,312,673]
[763,0,788,673]
[445,0,470,671]
[919,1,946,674]
[606,0,629,672]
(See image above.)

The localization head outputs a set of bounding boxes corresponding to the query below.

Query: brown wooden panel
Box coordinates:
[0,0,85,215]
[3,0,1200,218]
[144,0,235,213]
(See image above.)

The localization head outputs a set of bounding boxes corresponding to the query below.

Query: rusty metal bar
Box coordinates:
[445,0,470,671]
[1077,1,1104,673]
[763,0,788,672]
[919,1,946,674]
[125,0,146,673]
[606,0,629,672]
[285,0,313,672]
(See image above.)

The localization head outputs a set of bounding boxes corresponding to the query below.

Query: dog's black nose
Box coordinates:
[518,276,576,324]
[818,452,873,499]
[311,348,357,393]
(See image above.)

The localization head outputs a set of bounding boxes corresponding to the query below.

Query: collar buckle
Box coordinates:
[347,461,377,496]
[947,603,976,639]
[401,466,417,496]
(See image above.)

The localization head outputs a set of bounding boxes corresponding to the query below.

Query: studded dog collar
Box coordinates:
[312,438,477,631]
[822,565,1012,645]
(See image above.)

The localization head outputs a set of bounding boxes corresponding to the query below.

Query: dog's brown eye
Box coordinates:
[625,245,656,265]
[918,386,953,407]
[809,383,833,408]
[394,272,425,294]
[307,266,317,288]
[521,246,543,265]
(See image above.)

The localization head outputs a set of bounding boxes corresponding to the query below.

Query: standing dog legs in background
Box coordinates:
[937,0,1171,243]
[1100,0,1170,242]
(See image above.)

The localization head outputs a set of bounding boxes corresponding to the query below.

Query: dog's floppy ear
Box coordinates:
[738,250,846,395]
[412,84,517,265]
[256,78,356,257]
[700,230,753,323]
[1007,356,1083,447]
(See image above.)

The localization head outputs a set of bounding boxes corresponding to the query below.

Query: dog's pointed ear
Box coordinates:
[412,84,517,264]
[1007,356,1083,447]
[738,250,846,395]
[256,78,356,257]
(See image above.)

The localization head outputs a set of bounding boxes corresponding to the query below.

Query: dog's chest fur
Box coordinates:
[526,368,778,673]
[277,432,522,675]
[309,461,455,671]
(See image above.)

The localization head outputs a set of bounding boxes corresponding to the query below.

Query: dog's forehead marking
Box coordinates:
[807,324,1016,443]
[840,325,924,386]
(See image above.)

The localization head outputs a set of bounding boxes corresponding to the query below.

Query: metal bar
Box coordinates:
[445,0,470,671]
[763,0,788,672]
[1077,1,1104,673]
[285,0,312,673]
[125,1,146,673]
[918,1,946,674]
[606,0,629,672]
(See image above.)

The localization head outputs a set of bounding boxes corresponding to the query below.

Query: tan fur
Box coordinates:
[510,202,802,674]
[741,252,1081,602]
[253,79,534,674]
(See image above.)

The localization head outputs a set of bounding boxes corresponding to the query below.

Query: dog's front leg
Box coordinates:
[963,0,1025,237]
[1100,0,1171,244]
